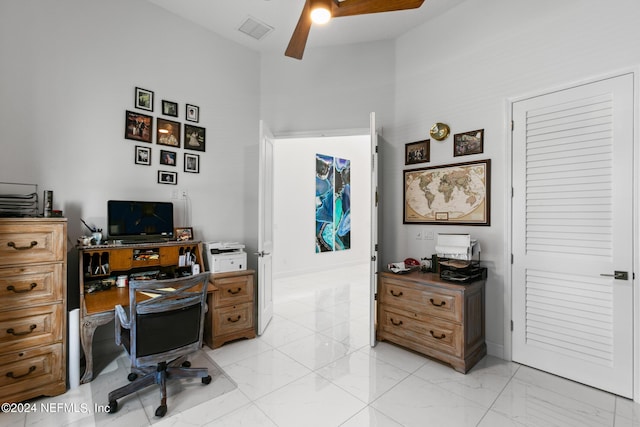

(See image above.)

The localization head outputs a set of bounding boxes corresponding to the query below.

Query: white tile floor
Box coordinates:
[7,264,640,426]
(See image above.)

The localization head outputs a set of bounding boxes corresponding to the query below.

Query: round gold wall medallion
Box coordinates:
[430,123,450,141]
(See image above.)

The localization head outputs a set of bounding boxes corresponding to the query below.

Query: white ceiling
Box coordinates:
[147,0,467,56]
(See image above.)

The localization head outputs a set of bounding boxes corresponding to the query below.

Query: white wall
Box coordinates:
[386,0,640,357]
[273,135,371,278]
[0,0,261,306]
[260,41,396,134]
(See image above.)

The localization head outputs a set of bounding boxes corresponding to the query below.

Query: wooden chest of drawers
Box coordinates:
[205,270,256,349]
[377,271,485,373]
[0,218,67,403]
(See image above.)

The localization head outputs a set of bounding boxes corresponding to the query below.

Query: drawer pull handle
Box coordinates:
[7,241,38,251]
[390,290,403,297]
[430,298,446,307]
[7,283,38,293]
[6,366,36,379]
[390,318,403,326]
[7,324,37,336]
[227,288,242,295]
[430,330,446,340]
[227,315,242,323]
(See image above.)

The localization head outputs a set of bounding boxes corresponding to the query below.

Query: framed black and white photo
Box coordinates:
[135,145,151,165]
[184,124,205,152]
[184,153,199,173]
[158,170,177,185]
[135,87,154,111]
[185,104,199,122]
[160,149,177,166]
[162,100,178,117]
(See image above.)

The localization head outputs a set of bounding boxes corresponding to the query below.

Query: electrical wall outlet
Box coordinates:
[415,230,423,240]
[425,231,435,240]
[170,190,179,199]
[181,189,188,199]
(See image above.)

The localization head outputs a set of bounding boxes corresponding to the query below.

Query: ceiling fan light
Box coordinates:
[310,0,331,24]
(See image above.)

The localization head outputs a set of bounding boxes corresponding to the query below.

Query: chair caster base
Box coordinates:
[108,400,118,414]
[202,375,212,385]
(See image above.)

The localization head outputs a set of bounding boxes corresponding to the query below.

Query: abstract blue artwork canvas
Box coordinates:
[316,153,351,252]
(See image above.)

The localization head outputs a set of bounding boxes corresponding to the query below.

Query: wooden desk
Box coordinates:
[78,241,205,384]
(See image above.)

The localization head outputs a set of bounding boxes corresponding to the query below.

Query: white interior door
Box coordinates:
[370,112,379,347]
[258,120,274,335]
[511,73,634,397]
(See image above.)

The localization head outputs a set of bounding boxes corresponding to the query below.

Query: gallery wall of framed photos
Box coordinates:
[125,86,204,185]
[402,125,490,226]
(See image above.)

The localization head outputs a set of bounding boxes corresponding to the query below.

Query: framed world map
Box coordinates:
[403,159,490,225]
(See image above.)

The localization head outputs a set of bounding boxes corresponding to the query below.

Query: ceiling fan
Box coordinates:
[285,0,425,60]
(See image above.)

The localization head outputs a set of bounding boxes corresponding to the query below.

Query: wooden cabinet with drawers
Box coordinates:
[205,270,256,349]
[0,218,67,403]
[377,271,485,373]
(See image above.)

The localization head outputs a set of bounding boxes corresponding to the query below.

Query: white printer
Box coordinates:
[204,241,247,273]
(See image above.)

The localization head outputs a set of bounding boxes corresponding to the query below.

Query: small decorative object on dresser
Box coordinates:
[377,271,486,373]
[0,217,67,403]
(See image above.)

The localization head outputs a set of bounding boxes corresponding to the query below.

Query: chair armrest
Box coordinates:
[114,304,130,346]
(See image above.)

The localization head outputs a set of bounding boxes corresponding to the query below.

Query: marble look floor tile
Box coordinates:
[255,372,366,427]
[477,409,528,427]
[358,341,428,373]
[325,299,370,322]
[317,350,410,403]
[320,318,371,352]
[288,308,352,332]
[277,333,352,370]
[614,415,640,427]
[202,403,277,427]
[513,366,616,413]
[413,356,519,407]
[617,396,640,423]
[204,338,273,367]
[161,389,251,427]
[273,299,318,320]
[491,375,615,427]
[371,375,487,427]
[340,406,404,427]
[223,348,311,400]
[257,315,315,348]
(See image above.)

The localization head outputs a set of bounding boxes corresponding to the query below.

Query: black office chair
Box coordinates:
[107,272,212,417]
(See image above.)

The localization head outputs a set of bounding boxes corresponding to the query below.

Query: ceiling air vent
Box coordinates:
[238,16,274,41]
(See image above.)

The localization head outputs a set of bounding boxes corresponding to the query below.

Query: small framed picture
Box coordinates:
[160,149,177,166]
[156,118,181,148]
[162,100,178,117]
[174,227,193,241]
[454,129,484,157]
[184,124,206,152]
[405,139,430,165]
[158,170,177,185]
[135,87,154,111]
[135,145,151,165]
[125,110,153,143]
[184,153,199,173]
[186,104,199,122]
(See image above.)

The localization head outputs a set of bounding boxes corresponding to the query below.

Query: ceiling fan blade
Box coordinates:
[331,0,425,17]
[285,0,313,59]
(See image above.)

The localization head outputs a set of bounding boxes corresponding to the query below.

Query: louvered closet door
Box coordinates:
[512,73,634,397]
